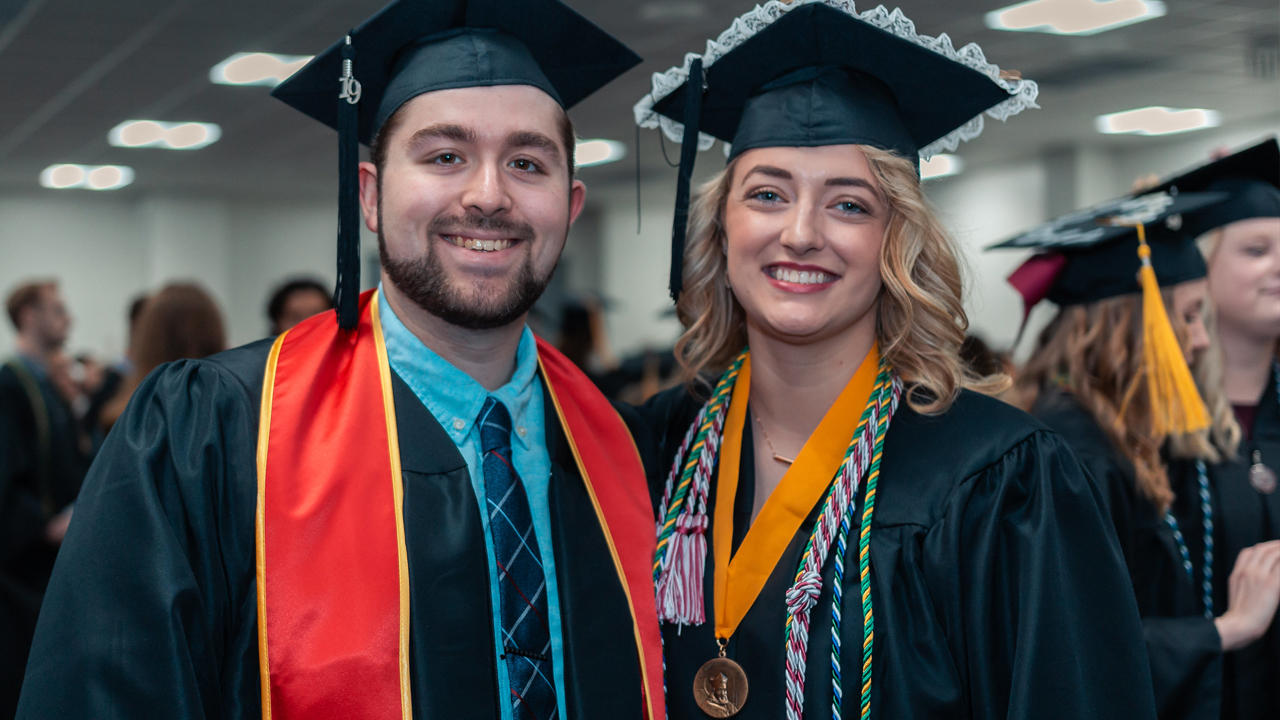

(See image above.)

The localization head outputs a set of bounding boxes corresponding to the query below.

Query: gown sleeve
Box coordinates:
[924,430,1157,720]
[1073,450,1222,720]
[15,359,261,720]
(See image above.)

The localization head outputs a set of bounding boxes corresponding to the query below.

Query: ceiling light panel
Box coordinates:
[575,139,627,168]
[40,164,135,191]
[986,0,1165,36]
[1095,106,1221,136]
[921,154,964,180]
[109,120,221,150]
[210,52,312,87]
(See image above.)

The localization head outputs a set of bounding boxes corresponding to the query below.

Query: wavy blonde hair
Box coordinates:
[1168,229,1242,461]
[673,144,1005,414]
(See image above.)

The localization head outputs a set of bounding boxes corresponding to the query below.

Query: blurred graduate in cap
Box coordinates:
[1159,138,1280,720]
[17,1,667,719]
[1008,173,1280,719]
[633,2,1154,718]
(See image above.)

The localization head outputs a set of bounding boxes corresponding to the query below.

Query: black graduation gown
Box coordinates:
[1166,378,1280,720]
[644,385,1155,720]
[0,360,88,717]
[1032,387,1220,720]
[15,339,655,719]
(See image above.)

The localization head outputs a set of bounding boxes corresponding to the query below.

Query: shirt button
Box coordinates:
[516,426,528,437]
[453,418,465,431]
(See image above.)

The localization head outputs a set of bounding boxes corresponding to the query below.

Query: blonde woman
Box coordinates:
[1016,148,1280,720]
[1171,139,1280,720]
[633,3,1153,719]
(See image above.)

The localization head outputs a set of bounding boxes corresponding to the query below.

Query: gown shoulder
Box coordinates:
[875,387,1100,528]
[16,340,273,719]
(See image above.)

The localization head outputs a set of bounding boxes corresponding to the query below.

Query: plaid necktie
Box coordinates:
[480,397,558,720]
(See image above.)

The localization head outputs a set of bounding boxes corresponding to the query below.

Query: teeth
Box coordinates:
[447,236,515,252]
[770,267,832,285]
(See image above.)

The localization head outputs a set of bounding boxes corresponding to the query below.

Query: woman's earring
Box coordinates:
[725,273,732,289]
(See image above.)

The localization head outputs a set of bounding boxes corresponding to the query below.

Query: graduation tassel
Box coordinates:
[1133,223,1210,435]
[335,34,363,330]
[668,57,705,302]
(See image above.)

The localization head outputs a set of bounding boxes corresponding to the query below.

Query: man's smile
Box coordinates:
[442,234,519,252]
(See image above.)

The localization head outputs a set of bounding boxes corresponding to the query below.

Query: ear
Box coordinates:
[567,179,587,227]
[358,161,379,233]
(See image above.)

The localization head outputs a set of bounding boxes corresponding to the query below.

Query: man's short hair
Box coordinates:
[6,279,57,331]
[369,100,577,182]
[267,277,333,326]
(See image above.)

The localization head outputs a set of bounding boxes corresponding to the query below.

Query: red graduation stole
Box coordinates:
[255,290,664,720]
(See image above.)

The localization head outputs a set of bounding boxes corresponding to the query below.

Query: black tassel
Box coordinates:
[335,34,362,330]
[669,57,704,302]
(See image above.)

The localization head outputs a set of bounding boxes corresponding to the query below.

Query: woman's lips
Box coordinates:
[763,263,839,293]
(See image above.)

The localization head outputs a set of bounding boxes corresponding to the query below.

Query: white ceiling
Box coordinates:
[1,0,1277,199]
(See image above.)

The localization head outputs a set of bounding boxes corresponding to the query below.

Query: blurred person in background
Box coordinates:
[0,280,86,717]
[98,284,226,434]
[959,333,1013,379]
[1012,183,1280,720]
[1163,139,1280,720]
[84,295,148,442]
[266,277,332,335]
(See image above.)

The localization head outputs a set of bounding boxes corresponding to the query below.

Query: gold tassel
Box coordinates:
[1133,223,1210,436]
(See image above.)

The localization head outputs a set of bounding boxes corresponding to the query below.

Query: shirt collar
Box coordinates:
[16,351,47,379]
[377,286,539,448]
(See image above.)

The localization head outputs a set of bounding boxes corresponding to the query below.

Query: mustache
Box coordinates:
[429,213,535,242]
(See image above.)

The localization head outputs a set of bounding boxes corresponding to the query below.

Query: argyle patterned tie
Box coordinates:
[480,397,559,720]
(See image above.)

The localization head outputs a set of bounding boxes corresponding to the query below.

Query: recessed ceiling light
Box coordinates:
[1095,106,1221,136]
[921,154,964,180]
[576,139,627,168]
[40,164,134,191]
[986,0,1165,36]
[210,52,312,87]
[109,120,221,150]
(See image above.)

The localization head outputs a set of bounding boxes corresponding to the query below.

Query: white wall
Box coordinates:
[926,160,1048,355]
[593,182,684,357]
[0,193,359,360]
[0,195,148,359]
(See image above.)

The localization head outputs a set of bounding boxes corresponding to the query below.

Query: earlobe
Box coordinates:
[568,179,587,226]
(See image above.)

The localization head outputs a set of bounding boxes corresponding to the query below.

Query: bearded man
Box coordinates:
[16,2,664,718]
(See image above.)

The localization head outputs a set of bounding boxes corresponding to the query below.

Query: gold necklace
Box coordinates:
[752,411,794,465]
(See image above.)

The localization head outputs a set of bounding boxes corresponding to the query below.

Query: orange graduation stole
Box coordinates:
[255,289,664,720]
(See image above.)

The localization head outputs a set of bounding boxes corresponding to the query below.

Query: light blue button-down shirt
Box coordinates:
[378,289,567,717]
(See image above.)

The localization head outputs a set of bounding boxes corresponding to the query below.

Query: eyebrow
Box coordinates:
[404,123,477,153]
[824,177,878,193]
[743,165,792,181]
[505,130,562,160]
[743,165,880,194]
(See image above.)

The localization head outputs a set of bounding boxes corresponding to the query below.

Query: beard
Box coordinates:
[379,208,557,331]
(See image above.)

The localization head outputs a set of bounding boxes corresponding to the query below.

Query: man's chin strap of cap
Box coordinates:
[336,33,363,330]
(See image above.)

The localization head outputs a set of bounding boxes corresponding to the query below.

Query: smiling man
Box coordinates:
[16,2,665,719]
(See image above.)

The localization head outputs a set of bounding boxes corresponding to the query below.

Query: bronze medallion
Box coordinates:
[694,657,748,718]
[1249,461,1277,495]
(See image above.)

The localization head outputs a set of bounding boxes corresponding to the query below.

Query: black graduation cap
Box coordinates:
[990,191,1226,308]
[1139,137,1280,239]
[633,1,1038,300]
[272,0,641,328]
[993,190,1228,436]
